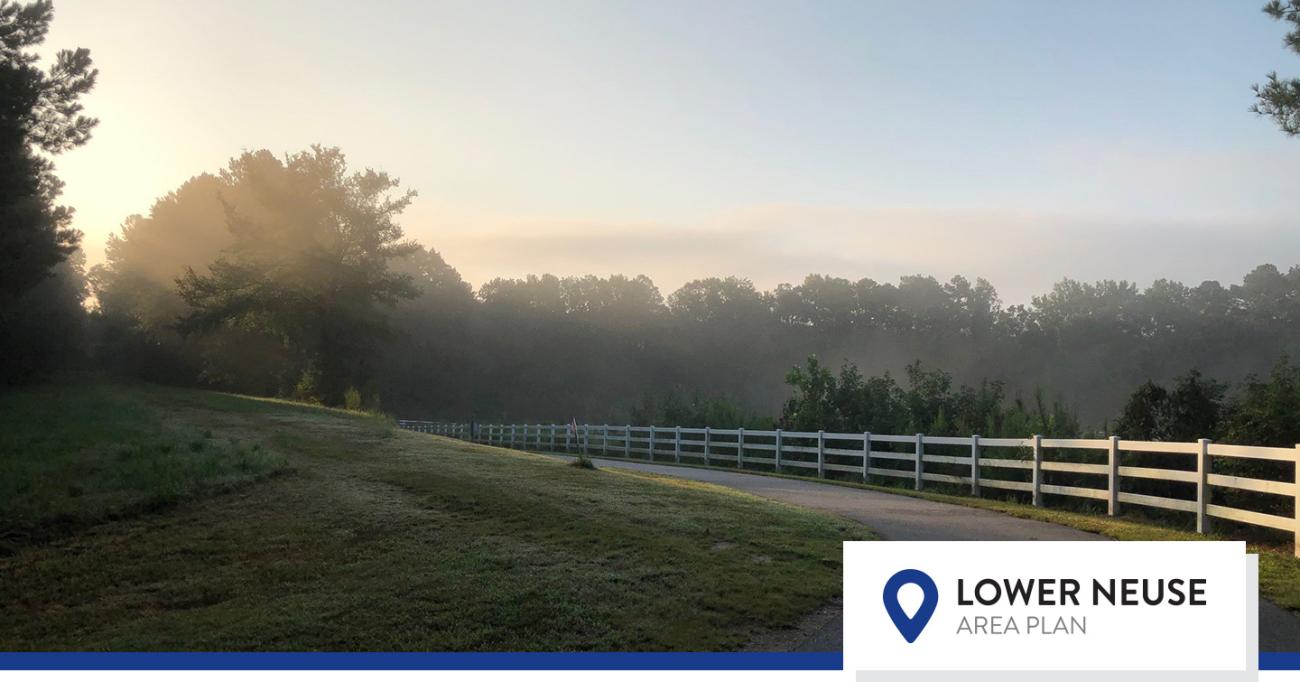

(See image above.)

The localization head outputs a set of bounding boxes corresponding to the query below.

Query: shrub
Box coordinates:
[344,387,364,411]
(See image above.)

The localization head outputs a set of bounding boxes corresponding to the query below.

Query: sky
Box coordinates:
[43,0,1300,304]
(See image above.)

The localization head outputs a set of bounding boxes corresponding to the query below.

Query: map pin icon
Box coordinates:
[883,569,938,643]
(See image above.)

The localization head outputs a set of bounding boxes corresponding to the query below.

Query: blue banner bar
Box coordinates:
[0,652,844,670]
[6,652,1300,670]
[1260,652,1300,670]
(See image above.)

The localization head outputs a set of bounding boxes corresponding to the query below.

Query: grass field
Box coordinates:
[0,383,871,651]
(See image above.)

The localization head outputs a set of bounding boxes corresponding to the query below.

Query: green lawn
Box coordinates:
[0,383,871,651]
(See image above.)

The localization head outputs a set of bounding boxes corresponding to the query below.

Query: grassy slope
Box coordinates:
[0,384,871,651]
[0,383,288,551]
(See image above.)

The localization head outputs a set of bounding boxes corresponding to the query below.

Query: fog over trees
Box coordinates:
[76,144,1300,442]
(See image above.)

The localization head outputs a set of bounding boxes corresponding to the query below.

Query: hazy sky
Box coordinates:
[45,0,1300,303]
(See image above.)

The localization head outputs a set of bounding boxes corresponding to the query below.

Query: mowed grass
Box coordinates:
[0,383,871,651]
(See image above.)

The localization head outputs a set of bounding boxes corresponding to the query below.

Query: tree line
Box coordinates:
[10,131,1300,443]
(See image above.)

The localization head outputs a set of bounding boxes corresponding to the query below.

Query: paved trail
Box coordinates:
[552,455,1300,652]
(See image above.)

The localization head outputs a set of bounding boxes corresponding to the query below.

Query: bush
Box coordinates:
[344,387,364,411]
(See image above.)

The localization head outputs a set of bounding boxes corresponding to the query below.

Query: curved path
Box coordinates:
[551,454,1300,652]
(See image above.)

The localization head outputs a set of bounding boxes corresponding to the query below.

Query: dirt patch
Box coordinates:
[741,597,842,652]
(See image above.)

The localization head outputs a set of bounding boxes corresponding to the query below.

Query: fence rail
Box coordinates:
[396,419,1300,556]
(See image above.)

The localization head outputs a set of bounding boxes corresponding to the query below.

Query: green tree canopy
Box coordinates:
[1254,1,1300,135]
[175,146,419,406]
[0,0,96,298]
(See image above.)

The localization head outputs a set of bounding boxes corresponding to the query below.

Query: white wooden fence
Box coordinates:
[397,420,1300,556]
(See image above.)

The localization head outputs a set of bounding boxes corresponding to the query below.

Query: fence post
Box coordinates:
[704,427,711,466]
[675,426,682,463]
[602,425,609,456]
[625,425,631,458]
[775,429,783,472]
[511,424,517,448]
[1032,434,1043,507]
[550,425,556,452]
[1108,435,1120,516]
[817,430,826,478]
[914,433,924,491]
[971,434,981,496]
[863,432,871,483]
[649,426,656,461]
[583,425,589,455]
[1197,438,1211,534]
[565,425,570,452]
[738,428,745,468]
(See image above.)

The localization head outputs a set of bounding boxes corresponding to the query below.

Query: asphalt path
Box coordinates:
[548,454,1300,653]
